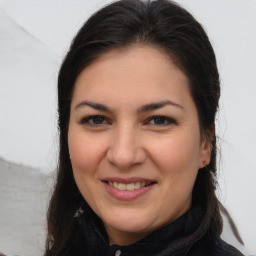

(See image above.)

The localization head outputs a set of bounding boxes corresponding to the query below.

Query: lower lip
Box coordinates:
[103,182,156,201]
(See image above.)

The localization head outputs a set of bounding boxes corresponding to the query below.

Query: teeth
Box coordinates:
[134,182,140,189]
[113,181,119,189]
[118,183,126,190]
[127,183,135,190]
[108,181,151,190]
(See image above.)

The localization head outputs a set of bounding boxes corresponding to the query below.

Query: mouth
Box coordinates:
[102,178,157,200]
[103,180,156,191]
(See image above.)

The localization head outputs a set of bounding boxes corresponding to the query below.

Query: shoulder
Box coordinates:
[188,234,244,256]
[210,236,244,256]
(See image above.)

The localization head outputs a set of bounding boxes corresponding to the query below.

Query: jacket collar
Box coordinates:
[75,205,207,256]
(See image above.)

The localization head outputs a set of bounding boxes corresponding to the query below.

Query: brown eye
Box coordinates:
[90,116,105,124]
[81,115,109,126]
[147,116,176,126]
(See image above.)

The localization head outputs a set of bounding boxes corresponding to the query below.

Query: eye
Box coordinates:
[80,115,110,126]
[147,116,176,126]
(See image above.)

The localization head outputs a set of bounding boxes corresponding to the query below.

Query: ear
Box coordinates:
[198,124,214,169]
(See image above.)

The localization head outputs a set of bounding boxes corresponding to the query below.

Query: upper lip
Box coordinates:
[102,177,156,184]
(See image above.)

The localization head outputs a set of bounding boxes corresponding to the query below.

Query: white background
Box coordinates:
[0,0,255,254]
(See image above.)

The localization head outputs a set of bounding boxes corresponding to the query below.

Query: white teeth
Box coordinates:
[113,181,119,189]
[127,183,135,190]
[118,183,126,190]
[134,182,140,189]
[108,181,151,190]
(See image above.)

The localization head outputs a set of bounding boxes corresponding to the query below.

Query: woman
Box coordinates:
[45,0,244,255]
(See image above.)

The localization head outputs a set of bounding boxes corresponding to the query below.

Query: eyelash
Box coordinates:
[80,115,110,126]
[146,116,176,126]
[80,115,176,127]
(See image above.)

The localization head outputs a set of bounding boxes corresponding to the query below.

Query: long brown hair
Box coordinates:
[46,0,223,255]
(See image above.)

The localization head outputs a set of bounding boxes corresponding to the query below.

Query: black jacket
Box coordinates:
[65,206,244,256]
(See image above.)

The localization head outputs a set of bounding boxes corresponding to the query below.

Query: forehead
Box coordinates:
[72,46,193,110]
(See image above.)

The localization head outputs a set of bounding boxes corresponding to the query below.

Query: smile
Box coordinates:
[102,178,156,200]
[107,181,153,191]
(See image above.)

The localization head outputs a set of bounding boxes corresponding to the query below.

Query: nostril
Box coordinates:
[106,145,147,169]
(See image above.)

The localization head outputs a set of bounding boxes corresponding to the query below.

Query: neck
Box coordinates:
[105,226,150,246]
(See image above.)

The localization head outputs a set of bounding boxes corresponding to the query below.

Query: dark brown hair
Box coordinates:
[46,0,222,255]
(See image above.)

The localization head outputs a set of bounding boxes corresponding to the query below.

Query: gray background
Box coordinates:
[0,0,255,255]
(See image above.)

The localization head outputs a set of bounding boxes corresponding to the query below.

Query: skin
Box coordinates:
[68,46,211,245]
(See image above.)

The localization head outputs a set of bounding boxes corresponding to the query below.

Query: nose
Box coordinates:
[106,125,147,169]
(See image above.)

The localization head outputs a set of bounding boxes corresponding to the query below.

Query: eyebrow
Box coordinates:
[74,100,184,113]
[74,101,112,113]
[137,100,184,113]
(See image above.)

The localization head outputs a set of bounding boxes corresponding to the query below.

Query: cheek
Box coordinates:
[68,131,107,176]
[149,135,200,170]
[68,131,108,207]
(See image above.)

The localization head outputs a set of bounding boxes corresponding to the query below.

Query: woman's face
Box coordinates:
[68,46,211,245]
